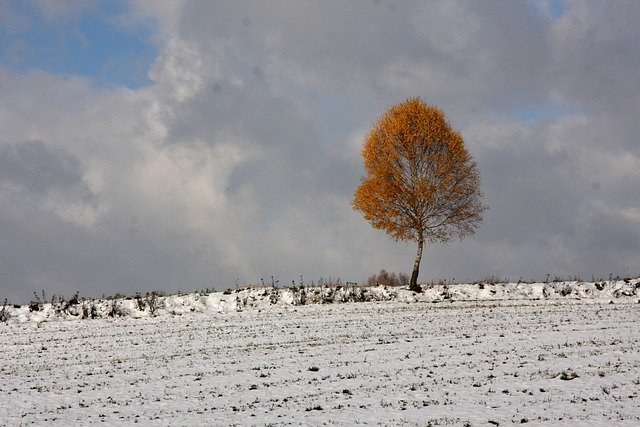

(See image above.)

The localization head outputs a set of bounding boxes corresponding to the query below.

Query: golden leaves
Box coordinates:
[353,98,487,243]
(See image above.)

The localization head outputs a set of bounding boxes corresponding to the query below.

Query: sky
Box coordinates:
[1,0,639,302]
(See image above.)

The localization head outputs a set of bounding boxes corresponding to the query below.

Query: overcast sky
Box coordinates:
[1,0,639,302]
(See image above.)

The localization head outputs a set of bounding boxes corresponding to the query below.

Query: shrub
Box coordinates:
[559,286,573,297]
[366,269,409,287]
[45,292,81,317]
[134,292,146,311]
[482,275,504,285]
[269,287,279,305]
[0,299,8,322]
[107,299,125,318]
[145,291,163,316]
[425,278,448,287]
[288,285,309,306]
[91,303,99,319]
[29,290,47,312]
[81,302,91,319]
[322,287,335,304]
[28,300,40,312]
[67,291,80,305]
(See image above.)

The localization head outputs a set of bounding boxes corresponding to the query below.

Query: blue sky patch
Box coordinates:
[506,102,570,123]
[528,0,567,20]
[0,1,157,89]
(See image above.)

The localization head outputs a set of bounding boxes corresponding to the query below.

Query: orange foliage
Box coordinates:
[353,98,486,289]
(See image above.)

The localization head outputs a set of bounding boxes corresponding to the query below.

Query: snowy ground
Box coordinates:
[1,283,639,425]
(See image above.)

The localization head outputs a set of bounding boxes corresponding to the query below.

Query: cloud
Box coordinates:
[550,1,640,113]
[0,1,639,303]
[459,112,640,280]
[0,140,85,193]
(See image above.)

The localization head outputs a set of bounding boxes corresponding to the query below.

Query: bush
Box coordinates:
[51,292,82,316]
[366,269,409,287]
[107,299,125,318]
[91,303,99,319]
[291,286,307,306]
[68,291,80,306]
[145,291,163,316]
[81,302,91,319]
[134,292,146,311]
[269,287,279,305]
[0,299,8,322]
[29,290,46,312]
[28,300,40,312]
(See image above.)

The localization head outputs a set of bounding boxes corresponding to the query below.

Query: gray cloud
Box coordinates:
[551,1,640,113]
[0,1,639,303]
[0,140,86,194]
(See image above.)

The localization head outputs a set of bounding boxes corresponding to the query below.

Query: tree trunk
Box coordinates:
[409,237,424,292]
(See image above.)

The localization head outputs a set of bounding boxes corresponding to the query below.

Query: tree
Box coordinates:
[353,98,487,292]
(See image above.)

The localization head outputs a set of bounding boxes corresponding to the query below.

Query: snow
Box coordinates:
[1,279,639,425]
[2,279,639,324]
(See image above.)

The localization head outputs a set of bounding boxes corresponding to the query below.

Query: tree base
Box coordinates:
[409,283,422,293]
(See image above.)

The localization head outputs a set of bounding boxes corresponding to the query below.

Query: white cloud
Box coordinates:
[148,37,211,103]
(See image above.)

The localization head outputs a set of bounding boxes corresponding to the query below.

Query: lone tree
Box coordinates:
[353,98,487,292]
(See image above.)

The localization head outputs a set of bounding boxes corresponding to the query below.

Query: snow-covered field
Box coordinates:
[1,280,639,425]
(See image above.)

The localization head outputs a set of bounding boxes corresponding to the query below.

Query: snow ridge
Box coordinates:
[2,279,639,324]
